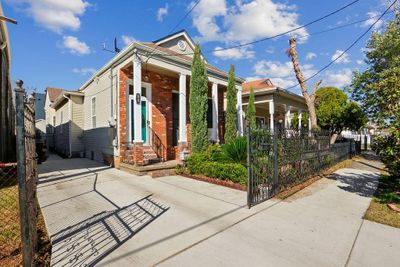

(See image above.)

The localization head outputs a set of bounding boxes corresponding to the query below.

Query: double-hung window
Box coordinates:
[91,97,96,128]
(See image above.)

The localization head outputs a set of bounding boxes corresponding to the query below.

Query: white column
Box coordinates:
[212,82,219,142]
[133,55,142,143]
[236,86,243,136]
[285,106,291,129]
[308,117,312,131]
[178,73,187,143]
[298,111,302,129]
[269,100,274,131]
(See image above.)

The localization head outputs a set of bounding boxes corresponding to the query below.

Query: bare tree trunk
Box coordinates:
[288,38,321,129]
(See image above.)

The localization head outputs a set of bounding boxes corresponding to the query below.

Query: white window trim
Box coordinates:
[60,111,63,133]
[91,96,97,128]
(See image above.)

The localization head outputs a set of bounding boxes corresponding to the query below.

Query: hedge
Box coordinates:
[186,152,247,185]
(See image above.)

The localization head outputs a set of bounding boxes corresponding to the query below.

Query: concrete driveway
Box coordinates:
[38,154,400,267]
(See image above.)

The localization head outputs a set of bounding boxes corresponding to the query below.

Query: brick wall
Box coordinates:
[118,65,227,164]
[119,68,132,162]
[146,70,178,160]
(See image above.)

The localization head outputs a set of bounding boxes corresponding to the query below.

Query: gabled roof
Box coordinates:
[141,42,228,77]
[242,78,276,93]
[46,87,64,102]
[51,90,83,109]
[153,29,196,50]
[79,30,245,91]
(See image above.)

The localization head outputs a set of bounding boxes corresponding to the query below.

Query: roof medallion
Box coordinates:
[177,40,187,51]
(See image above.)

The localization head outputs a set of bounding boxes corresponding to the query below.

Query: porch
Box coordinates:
[118,59,228,166]
[242,87,310,130]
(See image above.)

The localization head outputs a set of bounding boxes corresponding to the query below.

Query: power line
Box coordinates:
[296,10,394,41]
[284,0,397,91]
[211,0,361,52]
[147,0,362,57]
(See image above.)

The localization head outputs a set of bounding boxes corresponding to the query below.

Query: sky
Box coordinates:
[2,0,395,95]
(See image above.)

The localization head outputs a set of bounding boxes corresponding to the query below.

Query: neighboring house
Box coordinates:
[33,92,45,120]
[44,87,85,157]
[72,30,244,167]
[0,2,15,162]
[242,78,309,130]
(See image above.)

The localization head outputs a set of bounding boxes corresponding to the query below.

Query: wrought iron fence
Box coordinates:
[247,127,355,208]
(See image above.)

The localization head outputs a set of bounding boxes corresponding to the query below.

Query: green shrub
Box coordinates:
[186,152,247,185]
[207,144,222,160]
[213,137,247,165]
[372,134,400,177]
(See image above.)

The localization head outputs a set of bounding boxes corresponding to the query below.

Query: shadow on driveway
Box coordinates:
[50,195,169,267]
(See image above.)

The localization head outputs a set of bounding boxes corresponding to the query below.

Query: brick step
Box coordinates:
[144,158,162,165]
[143,153,158,160]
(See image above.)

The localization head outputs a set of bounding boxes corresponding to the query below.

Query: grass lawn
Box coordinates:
[364,174,400,228]
[0,180,51,266]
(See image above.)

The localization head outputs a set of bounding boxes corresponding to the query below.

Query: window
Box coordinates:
[51,116,56,133]
[91,97,96,128]
[172,92,179,146]
[60,112,63,133]
[256,117,265,128]
[207,99,213,129]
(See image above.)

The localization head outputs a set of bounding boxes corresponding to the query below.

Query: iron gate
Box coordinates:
[247,127,355,208]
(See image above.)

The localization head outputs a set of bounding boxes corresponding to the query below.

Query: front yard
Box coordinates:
[0,172,51,266]
[364,174,400,228]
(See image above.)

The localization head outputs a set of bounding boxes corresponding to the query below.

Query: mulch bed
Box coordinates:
[181,173,247,191]
[180,159,354,196]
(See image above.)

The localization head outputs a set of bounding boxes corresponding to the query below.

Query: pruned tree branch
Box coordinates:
[288,37,320,129]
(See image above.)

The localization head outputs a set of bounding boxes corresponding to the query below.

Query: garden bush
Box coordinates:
[211,137,247,165]
[186,152,247,185]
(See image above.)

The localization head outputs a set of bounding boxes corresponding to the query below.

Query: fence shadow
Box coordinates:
[50,195,169,267]
[327,171,379,198]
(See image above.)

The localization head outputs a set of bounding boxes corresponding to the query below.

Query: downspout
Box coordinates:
[63,94,72,158]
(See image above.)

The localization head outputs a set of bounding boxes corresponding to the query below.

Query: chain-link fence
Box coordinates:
[0,163,20,262]
[15,80,38,266]
[0,81,38,266]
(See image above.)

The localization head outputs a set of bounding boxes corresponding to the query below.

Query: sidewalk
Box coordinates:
[37,153,400,266]
[160,155,400,267]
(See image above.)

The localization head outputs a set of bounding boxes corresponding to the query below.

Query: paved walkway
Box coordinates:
[38,153,400,266]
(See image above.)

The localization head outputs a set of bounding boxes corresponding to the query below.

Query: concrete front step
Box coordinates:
[119,160,178,177]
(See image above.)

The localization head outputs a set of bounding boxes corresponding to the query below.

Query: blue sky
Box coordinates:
[2,0,393,94]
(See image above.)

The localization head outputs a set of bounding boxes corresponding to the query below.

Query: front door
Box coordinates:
[141,99,147,142]
[128,82,152,144]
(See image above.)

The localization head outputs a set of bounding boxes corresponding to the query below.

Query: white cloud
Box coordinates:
[356,59,364,65]
[191,0,308,43]
[252,60,316,89]
[361,11,384,29]
[331,50,350,63]
[62,36,90,55]
[191,0,227,42]
[246,76,261,82]
[265,47,274,54]
[72,67,96,75]
[323,68,353,88]
[213,46,255,60]
[121,35,137,46]
[7,0,90,33]
[305,52,317,61]
[157,3,169,22]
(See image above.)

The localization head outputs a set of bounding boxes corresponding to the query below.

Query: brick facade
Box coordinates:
[118,65,227,165]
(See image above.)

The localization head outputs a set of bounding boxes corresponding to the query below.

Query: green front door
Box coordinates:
[141,100,147,142]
